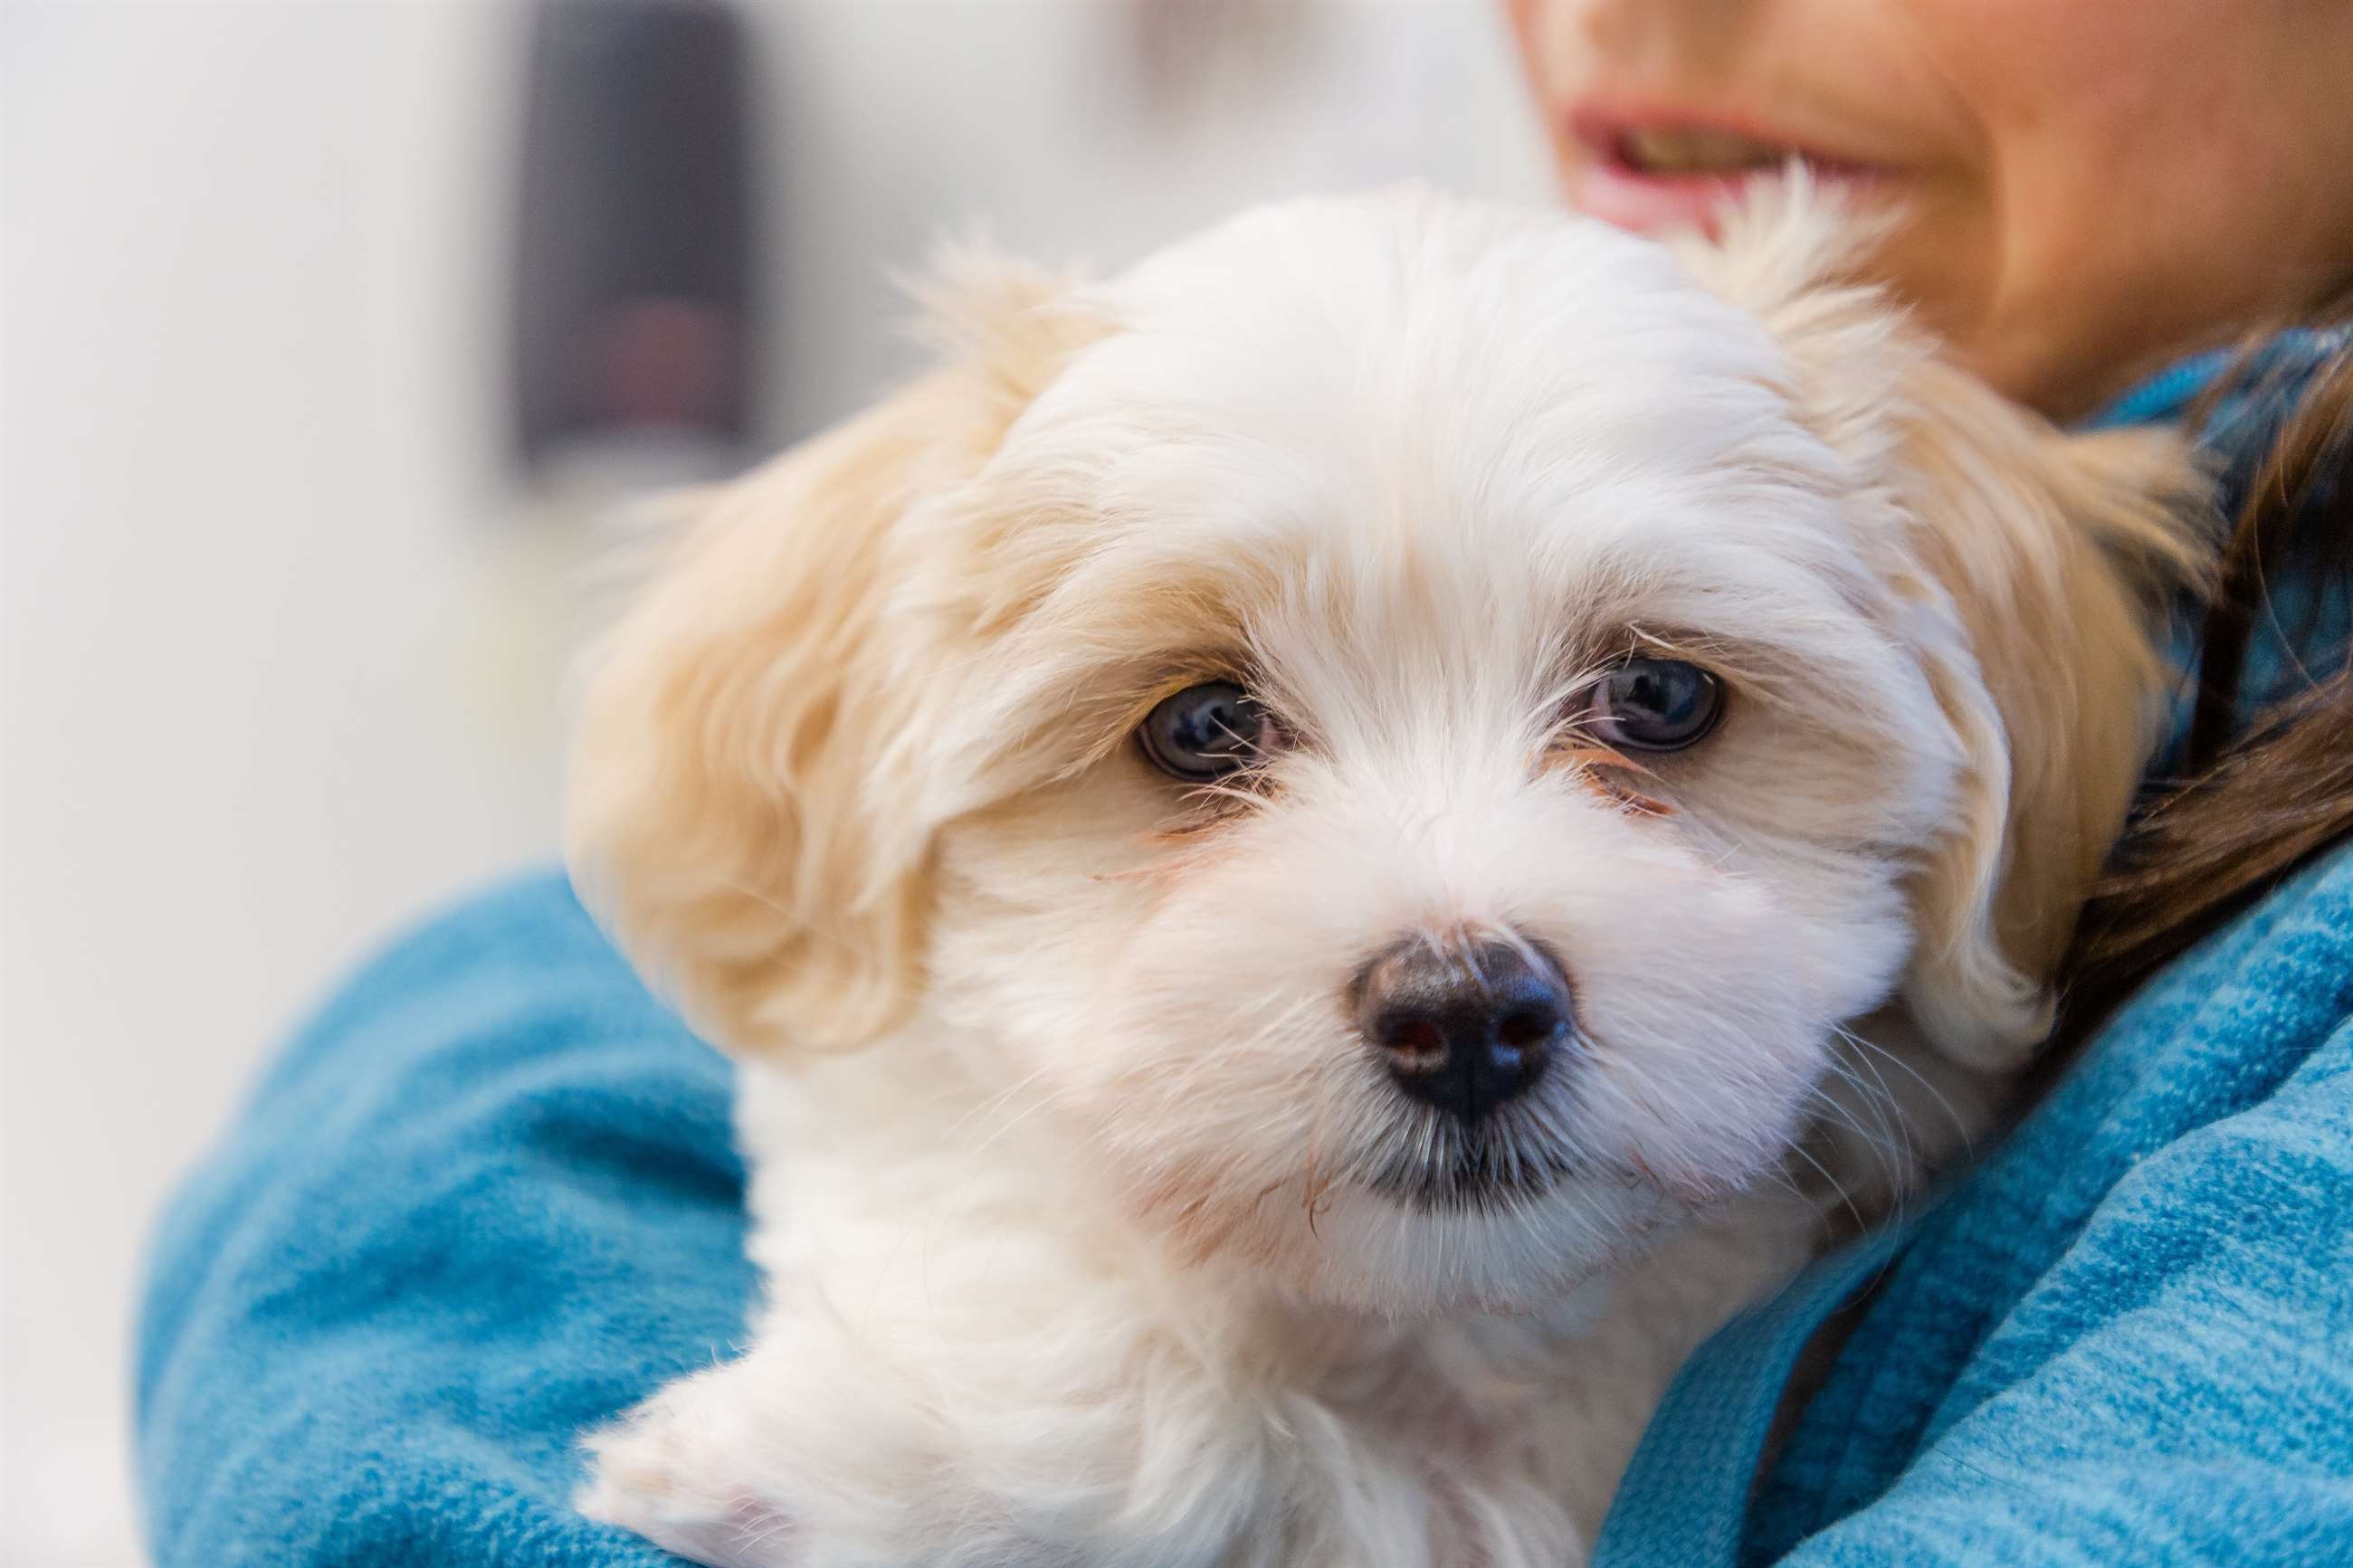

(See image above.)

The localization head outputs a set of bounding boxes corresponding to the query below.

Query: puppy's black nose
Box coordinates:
[1356,937,1570,1123]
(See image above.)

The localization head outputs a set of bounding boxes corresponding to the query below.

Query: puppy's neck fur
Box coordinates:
[693,1006,1967,1565]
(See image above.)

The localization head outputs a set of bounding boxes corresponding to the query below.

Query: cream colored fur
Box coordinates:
[566,188,2208,1568]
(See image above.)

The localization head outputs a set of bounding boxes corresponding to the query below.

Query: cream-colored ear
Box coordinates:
[1891,399,2209,1068]
[1678,188,2214,1069]
[566,259,1100,1056]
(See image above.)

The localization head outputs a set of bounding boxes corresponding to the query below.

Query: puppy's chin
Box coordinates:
[1359,1105,1591,1217]
[1187,1166,1686,1319]
[1096,1093,1701,1317]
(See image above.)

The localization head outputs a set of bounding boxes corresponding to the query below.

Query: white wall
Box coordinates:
[0,4,1547,1563]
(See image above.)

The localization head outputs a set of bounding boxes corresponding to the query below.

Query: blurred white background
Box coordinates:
[0,2,1548,1562]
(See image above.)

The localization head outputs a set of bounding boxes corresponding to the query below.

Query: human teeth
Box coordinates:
[1619,126,1786,175]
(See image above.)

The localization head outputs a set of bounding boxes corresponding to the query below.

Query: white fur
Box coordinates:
[567,189,2203,1568]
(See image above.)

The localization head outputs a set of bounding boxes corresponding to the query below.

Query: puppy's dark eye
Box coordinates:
[1588,658,1724,752]
[1138,681,1273,782]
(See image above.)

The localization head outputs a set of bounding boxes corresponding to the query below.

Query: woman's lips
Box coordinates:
[1569,157,1762,235]
[1565,106,1882,236]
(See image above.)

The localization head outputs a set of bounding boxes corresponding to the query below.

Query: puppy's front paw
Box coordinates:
[578,1377,800,1568]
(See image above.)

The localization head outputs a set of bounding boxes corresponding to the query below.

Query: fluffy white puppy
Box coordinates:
[567,188,2205,1568]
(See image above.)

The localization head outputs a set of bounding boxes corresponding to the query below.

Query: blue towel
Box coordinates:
[137,874,752,1566]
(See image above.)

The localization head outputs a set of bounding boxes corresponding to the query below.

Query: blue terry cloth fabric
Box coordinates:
[136,873,752,1567]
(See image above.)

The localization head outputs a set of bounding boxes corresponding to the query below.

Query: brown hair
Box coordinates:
[2060,336,2353,1034]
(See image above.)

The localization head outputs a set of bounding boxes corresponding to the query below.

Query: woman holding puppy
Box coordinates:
[140,5,2353,1563]
[1510,1,2353,1561]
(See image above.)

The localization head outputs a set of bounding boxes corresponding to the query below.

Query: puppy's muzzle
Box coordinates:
[1356,936,1571,1124]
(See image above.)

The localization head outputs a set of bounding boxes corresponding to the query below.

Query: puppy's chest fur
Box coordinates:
[677,1056,1826,1568]
[1249,1218,1816,1542]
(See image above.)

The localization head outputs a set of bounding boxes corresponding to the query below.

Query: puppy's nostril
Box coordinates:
[1381,1017,1448,1070]
[1356,936,1572,1123]
[1495,1005,1560,1053]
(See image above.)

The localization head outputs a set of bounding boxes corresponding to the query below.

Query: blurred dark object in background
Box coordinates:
[511,0,758,475]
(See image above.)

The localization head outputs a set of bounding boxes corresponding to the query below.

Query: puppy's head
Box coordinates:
[569,190,2204,1315]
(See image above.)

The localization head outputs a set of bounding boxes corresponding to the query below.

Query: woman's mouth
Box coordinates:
[1617,125,1796,176]
[1567,109,1881,235]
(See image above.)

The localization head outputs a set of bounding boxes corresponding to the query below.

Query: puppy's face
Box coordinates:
[570,193,2199,1315]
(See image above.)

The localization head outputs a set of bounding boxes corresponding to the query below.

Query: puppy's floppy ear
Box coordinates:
[1887,398,2208,1069]
[566,255,1100,1056]
[1681,192,2214,1069]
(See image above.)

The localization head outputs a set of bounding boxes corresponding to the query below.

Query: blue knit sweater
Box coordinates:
[138,348,2353,1566]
